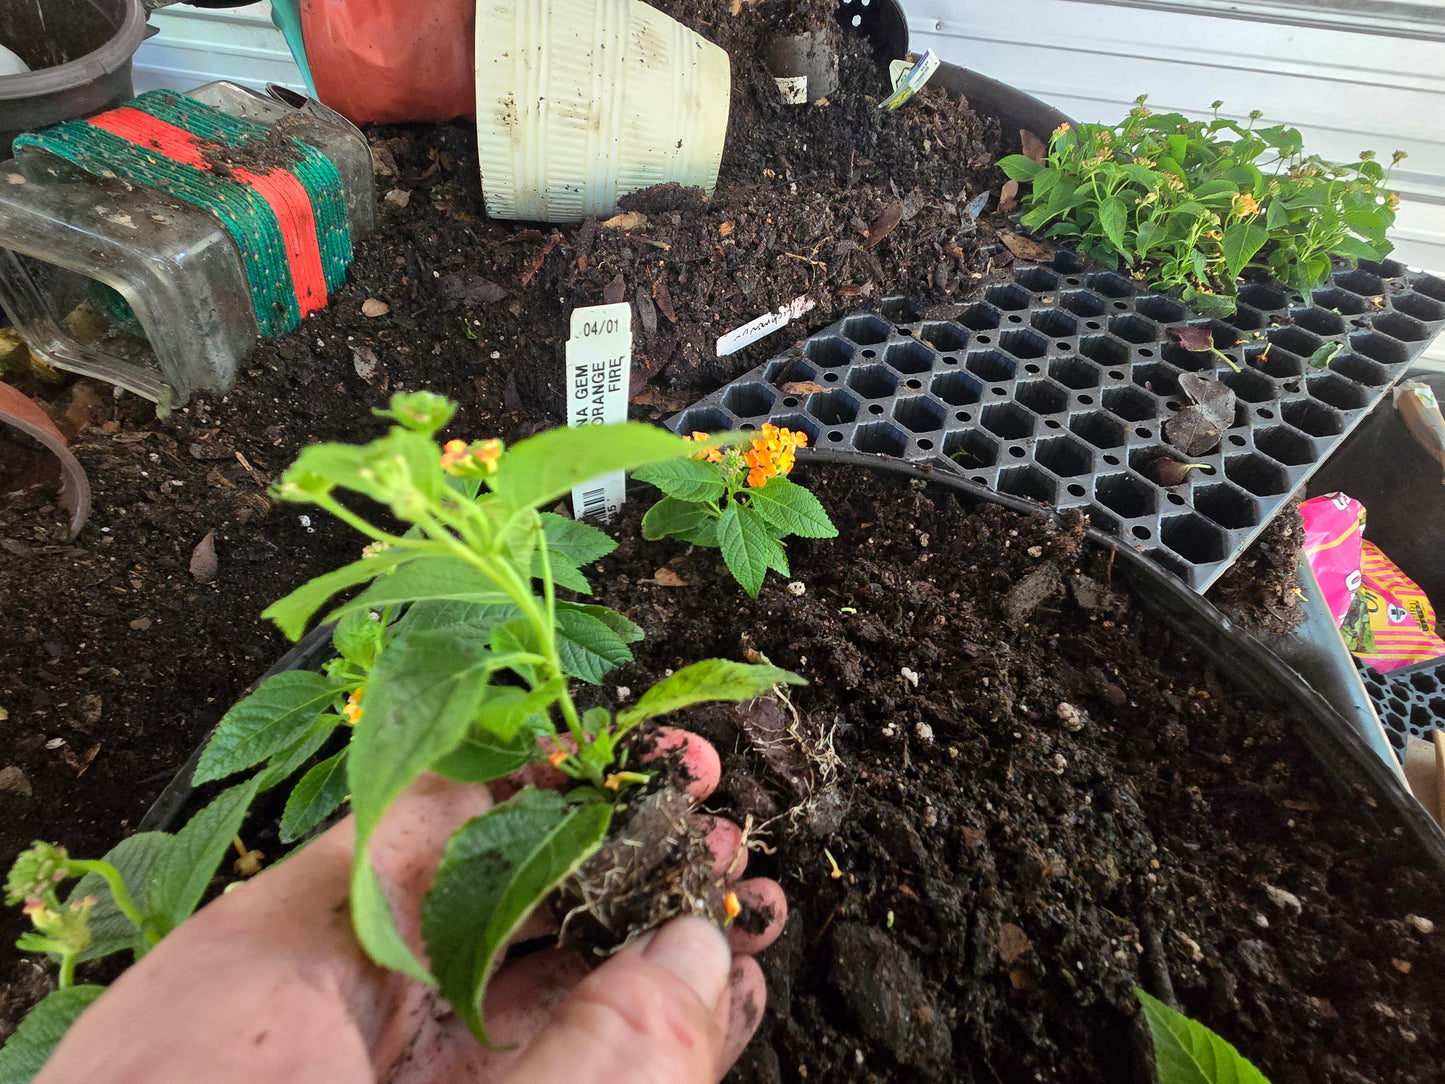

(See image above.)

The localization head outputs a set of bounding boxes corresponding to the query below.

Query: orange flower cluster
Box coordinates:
[440,437,503,476]
[742,423,807,488]
[687,431,727,465]
[342,688,363,726]
[1232,192,1260,218]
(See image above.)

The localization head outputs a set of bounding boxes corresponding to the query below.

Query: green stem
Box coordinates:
[70,859,143,933]
[58,952,76,989]
[310,494,435,551]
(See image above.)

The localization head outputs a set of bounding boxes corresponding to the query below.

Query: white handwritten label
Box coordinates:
[566,302,632,522]
[716,295,816,357]
[775,75,808,105]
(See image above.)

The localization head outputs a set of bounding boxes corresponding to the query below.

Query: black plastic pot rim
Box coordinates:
[798,445,1445,874]
[0,0,149,102]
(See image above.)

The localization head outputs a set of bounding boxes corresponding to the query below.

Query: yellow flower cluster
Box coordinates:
[743,423,807,488]
[440,437,503,476]
[1232,192,1260,218]
[342,688,363,726]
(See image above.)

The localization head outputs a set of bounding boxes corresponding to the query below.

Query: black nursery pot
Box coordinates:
[808,448,1445,871]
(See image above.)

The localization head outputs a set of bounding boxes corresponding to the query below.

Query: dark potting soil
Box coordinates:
[0,7,1006,1035]
[590,465,1445,1084]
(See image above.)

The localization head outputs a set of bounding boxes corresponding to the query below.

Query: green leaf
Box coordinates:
[280,749,350,843]
[617,659,806,729]
[633,458,726,503]
[332,608,384,669]
[328,557,510,621]
[263,549,413,640]
[391,600,516,638]
[996,154,1041,181]
[1309,342,1343,368]
[1342,209,1388,243]
[1136,989,1271,1084]
[745,477,838,539]
[431,717,545,783]
[487,423,693,514]
[556,602,643,644]
[1134,219,1162,256]
[145,779,261,937]
[1099,197,1129,254]
[0,985,106,1084]
[1031,167,1061,202]
[348,625,504,983]
[1332,234,1382,262]
[1221,220,1269,277]
[539,512,616,566]
[253,714,341,792]
[193,671,340,785]
[421,790,612,1045]
[534,551,592,595]
[718,503,787,598]
[642,496,717,542]
[554,607,634,683]
[68,833,171,963]
[1264,199,1289,230]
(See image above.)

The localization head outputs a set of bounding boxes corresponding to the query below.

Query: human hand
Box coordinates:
[36,730,784,1084]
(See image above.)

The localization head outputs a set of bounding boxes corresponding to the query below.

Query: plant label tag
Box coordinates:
[566,302,632,522]
[716,295,816,357]
[881,50,939,111]
[775,75,808,105]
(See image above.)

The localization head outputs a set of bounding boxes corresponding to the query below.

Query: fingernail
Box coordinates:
[641,916,731,1008]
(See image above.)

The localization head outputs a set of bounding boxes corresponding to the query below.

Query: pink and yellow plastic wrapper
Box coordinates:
[1301,493,1445,672]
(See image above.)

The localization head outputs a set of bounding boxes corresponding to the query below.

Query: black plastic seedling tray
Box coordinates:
[669,253,1445,591]
[1358,657,1445,762]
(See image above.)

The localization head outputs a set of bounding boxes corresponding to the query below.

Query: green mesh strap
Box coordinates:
[14,90,353,338]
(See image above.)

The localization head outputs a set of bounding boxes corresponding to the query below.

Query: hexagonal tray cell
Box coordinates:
[1095,472,1158,520]
[892,395,947,435]
[765,412,822,444]
[1079,334,1131,368]
[984,282,1032,311]
[1014,266,1059,293]
[847,364,899,400]
[1070,411,1127,451]
[965,349,1018,383]
[931,370,984,409]
[1034,434,1094,478]
[720,381,776,419]
[1059,289,1107,318]
[880,297,922,324]
[852,420,909,456]
[919,321,969,353]
[999,328,1049,360]
[1160,512,1231,564]
[666,255,1445,593]
[1224,453,1292,497]
[1329,352,1392,388]
[884,339,936,375]
[1356,657,1445,762]
[997,464,1058,504]
[1280,397,1344,439]
[1049,356,1102,390]
[804,388,859,426]
[804,335,853,369]
[1108,313,1160,345]
[1015,379,1069,416]
[1193,483,1259,531]
[981,401,1036,441]
[943,428,1000,471]
[1290,306,1347,337]
[841,314,890,346]
[1102,384,1160,423]
[1308,372,1371,412]
[1253,425,1315,467]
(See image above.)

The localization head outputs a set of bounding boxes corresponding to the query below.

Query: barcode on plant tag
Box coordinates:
[566,301,632,522]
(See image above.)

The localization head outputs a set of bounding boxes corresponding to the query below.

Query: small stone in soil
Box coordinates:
[0,766,31,798]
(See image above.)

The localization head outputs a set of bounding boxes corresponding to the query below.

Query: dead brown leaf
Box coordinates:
[998,230,1055,263]
[718,221,734,239]
[998,178,1020,215]
[361,298,390,318]
[189,530,218,584]
[601,211,648,232]
[602,273,626,305]
[1020,129,1047,165]
[652,278,677,324]
[351,344,382,384]
[653,567,689,587]
[998,922,1032,964]
[863,199,905,250]
[780,381,827,395]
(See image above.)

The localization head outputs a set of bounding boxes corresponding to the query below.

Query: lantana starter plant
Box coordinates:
[637,422,838,597]
[998,97,1402,317]
[2,393,804,1071]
